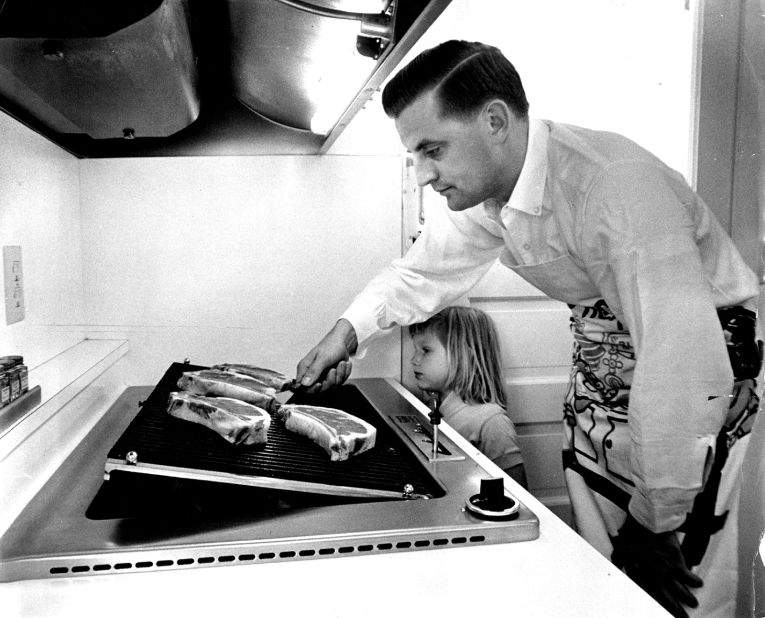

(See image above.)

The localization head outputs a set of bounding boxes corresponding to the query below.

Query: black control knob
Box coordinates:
[465,477,519,520]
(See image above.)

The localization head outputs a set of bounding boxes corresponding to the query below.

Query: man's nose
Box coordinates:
[414,159,437,187]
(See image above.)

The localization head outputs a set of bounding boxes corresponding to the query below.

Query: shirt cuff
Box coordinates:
[339,303,383,357]
[628,433,717,532]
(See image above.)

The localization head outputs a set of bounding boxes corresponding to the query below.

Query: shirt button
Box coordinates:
[523,242,531,250]
[534,207,540,214]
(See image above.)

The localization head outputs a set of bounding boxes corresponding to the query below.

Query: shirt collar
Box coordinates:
[505,117,549,216]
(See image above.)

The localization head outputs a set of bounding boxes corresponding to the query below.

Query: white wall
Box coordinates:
[0,113,84,369]
[78,155,403,385]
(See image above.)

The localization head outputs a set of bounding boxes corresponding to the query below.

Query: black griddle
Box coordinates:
[104,362,443,500]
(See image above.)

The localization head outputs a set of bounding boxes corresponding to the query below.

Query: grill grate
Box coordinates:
[106,363,442,498]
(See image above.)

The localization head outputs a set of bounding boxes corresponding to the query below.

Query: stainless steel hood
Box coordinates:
[0,0,451,157]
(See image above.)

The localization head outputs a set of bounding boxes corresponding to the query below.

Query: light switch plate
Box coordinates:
[3,246,24,325]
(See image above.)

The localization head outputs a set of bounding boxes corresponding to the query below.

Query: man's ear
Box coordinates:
[484,99,512,139]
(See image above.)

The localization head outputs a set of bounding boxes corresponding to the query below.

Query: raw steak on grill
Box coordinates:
[212,363,292,391]
[274,404,376,461]
[177,369,279,412]
[167,391,271,446]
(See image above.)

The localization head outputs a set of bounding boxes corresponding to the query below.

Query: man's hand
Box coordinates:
[611,514,703,618]
[296,319,358,393]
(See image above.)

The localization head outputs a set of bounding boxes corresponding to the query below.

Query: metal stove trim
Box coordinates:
[2,525,520,581]
[103,460,414,500]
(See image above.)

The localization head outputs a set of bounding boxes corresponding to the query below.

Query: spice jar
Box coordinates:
[0,370,9,408]
[7,366,20,401]
[0,356,24,402]
[18,363,28,394]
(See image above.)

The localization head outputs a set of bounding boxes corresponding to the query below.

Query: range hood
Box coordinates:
[0,0,451,157]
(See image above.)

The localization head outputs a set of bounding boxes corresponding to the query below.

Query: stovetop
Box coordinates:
[0,376,539,582]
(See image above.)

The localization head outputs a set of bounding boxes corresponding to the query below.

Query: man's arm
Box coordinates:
[582,162,754,617]
[297,204,504,389]
[341,201,505,348]
[583,162,738,531]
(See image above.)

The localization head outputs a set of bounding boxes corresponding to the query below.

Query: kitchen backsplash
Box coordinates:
[0,112,85,369]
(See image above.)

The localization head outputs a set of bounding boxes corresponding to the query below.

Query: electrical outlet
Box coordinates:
[3,246,24,325]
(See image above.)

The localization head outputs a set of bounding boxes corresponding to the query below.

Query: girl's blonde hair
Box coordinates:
[409,306,507,407]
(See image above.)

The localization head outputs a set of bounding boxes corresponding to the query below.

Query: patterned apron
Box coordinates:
[562,300,760,568]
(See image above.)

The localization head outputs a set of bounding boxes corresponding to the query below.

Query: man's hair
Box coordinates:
[409,306,507,407]
[382,40,529,121]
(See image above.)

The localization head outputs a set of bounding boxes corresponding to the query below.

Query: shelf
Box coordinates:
[0,386,42,436]
[0,338,129,535]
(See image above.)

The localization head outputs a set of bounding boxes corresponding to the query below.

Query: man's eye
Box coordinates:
[425,146,441,158]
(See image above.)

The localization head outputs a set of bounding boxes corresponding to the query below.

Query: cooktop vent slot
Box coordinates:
[43,533,491,577]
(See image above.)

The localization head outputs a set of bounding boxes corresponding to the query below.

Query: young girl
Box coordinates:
[409,306,527,488]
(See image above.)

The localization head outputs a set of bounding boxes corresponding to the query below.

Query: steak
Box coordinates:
[274,404,376,461]
[177,369,279,412]
[212,363,291,391]
[167,391,271,446]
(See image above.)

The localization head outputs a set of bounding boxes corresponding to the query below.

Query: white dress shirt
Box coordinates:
[341,118,758,532]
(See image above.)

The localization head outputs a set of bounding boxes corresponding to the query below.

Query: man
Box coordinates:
[296,40,760,617]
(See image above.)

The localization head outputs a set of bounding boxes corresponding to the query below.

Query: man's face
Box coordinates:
[394,91,503,212]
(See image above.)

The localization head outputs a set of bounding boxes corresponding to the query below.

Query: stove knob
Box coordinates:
[125,451,138,465]
[465,477,519,519]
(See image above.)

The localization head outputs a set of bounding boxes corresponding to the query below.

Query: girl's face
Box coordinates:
[410,329,449,394]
